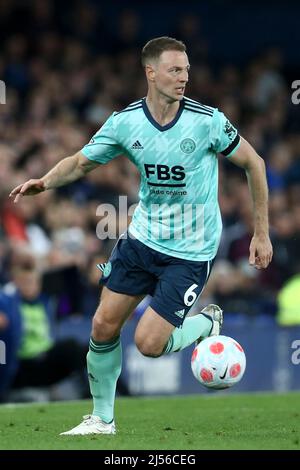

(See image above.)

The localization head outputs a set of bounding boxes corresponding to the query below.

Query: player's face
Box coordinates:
[151,50,190,102]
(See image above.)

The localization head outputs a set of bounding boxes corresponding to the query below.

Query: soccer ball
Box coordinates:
[191,335,246,390]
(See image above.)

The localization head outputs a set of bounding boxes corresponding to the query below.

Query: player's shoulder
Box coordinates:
[183,97,216,118]
[114,99,143,116]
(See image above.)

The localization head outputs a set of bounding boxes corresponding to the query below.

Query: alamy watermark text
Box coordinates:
[0,340,6,365]
[0,80,6,104]
[291,80,300,104]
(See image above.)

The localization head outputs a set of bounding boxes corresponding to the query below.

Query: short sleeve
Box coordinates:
[81,113,123,164]
[209,109,240,157]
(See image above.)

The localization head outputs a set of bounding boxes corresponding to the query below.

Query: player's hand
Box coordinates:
[9,179,46,203]
[249,233,273,269]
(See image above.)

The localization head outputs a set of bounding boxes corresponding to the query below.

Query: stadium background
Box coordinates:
[0,0,300,400]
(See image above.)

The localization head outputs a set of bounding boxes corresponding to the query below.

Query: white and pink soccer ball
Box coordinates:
[191,335,246,389]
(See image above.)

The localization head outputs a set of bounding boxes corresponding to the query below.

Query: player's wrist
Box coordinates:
[40,178,49,191]
[253,230,269,239]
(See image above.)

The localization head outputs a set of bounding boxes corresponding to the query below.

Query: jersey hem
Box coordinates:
[128,226,217,262]
[80,147,102,162]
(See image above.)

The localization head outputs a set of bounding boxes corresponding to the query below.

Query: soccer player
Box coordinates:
[10,37,273,435]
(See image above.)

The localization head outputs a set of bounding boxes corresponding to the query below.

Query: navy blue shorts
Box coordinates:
[98,234,213,327]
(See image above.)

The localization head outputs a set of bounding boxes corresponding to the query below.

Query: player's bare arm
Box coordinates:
[228,137,273,270]
[9,151,98,203]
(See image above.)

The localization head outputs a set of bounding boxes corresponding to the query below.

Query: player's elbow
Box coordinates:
[250,154,266,173]
[244,152,265,174]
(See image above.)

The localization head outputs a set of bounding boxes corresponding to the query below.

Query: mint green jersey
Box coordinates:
[81,97,240,261]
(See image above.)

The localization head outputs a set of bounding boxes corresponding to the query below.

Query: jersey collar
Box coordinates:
[142,97,184,132]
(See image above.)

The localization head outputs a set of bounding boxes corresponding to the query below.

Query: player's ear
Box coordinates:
[145,64,156,82]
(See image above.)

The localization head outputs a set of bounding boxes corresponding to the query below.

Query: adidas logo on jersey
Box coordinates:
[131,140,144,149]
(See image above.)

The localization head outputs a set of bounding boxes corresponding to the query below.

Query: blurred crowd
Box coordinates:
[1,0,300,334]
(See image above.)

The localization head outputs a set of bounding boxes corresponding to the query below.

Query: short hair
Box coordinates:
[141,36,186,66]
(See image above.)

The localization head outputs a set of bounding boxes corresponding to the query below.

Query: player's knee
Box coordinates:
[91,312,120,342]
[135,335,164,358]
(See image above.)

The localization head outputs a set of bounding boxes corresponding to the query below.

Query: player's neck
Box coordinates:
[145,94,180,127]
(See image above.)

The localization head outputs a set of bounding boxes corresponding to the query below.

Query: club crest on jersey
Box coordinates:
[180,138,196,154]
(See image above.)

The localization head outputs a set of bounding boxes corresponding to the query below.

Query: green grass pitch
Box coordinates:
[0,393,299,450]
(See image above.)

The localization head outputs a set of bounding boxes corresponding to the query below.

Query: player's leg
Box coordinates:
[163,303,223,354]
[61,235,155,435]
[88,286,144,421]
[134,306,175,357]
[134,303,222,357]
[135,259,222,357]
[60,287,144,436]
